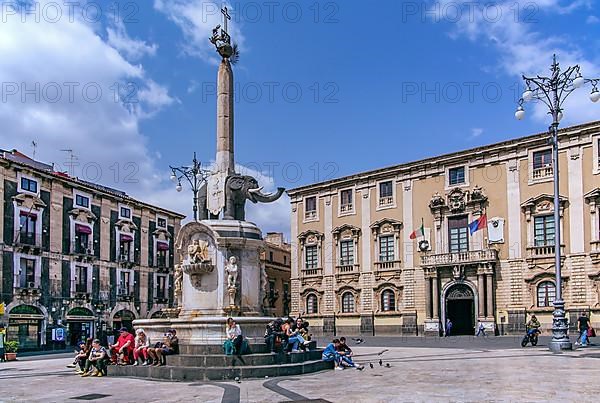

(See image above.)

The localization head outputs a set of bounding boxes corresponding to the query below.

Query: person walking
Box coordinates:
[445,318,453,337]
[476,321,486,337]
[576,312,590,347]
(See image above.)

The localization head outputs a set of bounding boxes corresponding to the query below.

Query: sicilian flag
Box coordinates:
[469,214,487,235]
[409,219,425,240]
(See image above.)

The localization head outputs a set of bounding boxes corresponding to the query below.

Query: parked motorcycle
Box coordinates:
[521,329,539,347]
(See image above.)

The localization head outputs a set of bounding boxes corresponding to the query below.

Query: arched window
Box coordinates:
[537,281,555,307]
[341,292,355,313]
[306,294,318,314]
[381,289,396,312]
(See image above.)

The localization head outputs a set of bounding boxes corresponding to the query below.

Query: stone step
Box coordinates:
[108,359,333,381]
[167,350,323,367]
[179,344,271,355]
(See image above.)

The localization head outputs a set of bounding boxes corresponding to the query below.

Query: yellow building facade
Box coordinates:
[288,121,600,336]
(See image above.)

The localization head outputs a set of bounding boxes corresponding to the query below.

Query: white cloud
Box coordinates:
[0,0,178,210]
[154,0,245,64]
[470,128,484,138]
[587,15,600,24]
[432,0,600,126]
[107,20,158,61]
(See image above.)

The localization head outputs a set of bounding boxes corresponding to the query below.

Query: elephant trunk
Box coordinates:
[248,187,285,203]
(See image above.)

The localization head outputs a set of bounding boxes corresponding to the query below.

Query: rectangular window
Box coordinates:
[269,251,274,262]
[19,258,36,288]
[269,280,276,307]
[75,232,90,254]
[75,194,89,208]
[448,216,469,252]
[120,240,132,261]
[119,271,131,295]
[533,149,552,169]
[75,266,88,293]
[534,215,555,246]
[305,196,317,219]
[448,167,465,186]
[18,214,36,245]
[157,217,167,228]
[305,245,318,269]
[120,207,131,219]
[284,255,288,265]
[156,249,167,267]
[339,240,354,265]
[379,235,395,262]
[379,181,393,206]
[340,189,353,212]
[20,177,38,193]
[156,275,166,299]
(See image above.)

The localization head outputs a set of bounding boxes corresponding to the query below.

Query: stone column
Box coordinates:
[432,275,439,319]
[216,59,235,175]
[425,276,432,319]
[486,274,494,319]
[478,271,485,317]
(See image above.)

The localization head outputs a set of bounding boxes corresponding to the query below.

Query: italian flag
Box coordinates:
[409,220,425,240]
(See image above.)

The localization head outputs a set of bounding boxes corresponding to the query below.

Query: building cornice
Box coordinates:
[287,120,600,197]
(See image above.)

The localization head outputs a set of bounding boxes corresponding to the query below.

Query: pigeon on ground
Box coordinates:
[369,363,374,369]
[352,338,365,344]
[379,359,383,366]
[385,363,391,368]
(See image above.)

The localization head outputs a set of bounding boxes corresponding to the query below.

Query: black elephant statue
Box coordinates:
[224,175,285,221]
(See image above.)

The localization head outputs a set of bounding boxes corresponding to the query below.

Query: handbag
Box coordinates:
[587,327,596,337]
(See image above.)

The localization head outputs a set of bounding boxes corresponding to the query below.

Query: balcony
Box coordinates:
[378,196,394,207]
[301,267,322,277]
[420,249,498,268]
[336,264,359,273]
[340,203,353,213]
[16,281,41,297]
[14,231,41,253]
[532,165,553,180]
[526,244,565,268]
[304,210,317,220]
[154,292,168,304]
[375,260,401,270]
[117,287,133,301]
[118,252,138,268]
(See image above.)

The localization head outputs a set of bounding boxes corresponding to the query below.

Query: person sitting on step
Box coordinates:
[224,318,246,356]
[295,318,312,350]
[73,338,92,374]
[81,339,109,377]
[147,329,179,366]
[283,317,310,353]
[110,327,134,365]
[133,328,151,366]
[264,319,284,353]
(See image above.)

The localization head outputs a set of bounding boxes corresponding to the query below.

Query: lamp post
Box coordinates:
[169,153,209,221]
[515,55,599,352]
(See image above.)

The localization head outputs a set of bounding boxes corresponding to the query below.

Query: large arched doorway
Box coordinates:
[445,284,475,335]
[8,305,44,350]
[65,307,95,346]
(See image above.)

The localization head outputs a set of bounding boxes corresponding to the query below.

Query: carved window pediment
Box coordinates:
[13,193,46,209]
[521,194,568,216]
[370,219,402,239]
[298,230,324,247]
[69,208,97,223]
[429,186,487,215]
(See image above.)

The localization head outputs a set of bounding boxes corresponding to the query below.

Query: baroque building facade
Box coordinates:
[0,150,184,350]
[288,120,600,336]
[261,232,292,318]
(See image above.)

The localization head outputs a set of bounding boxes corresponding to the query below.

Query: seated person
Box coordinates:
[295,318,312,350]
[337,337,353,357]
[224,318,246,356]
[74,339,92,374]
[110,327,135,365]
[322,338,363,370]
[81,339,109,377]
[147,329,179,366]
[284,318,310,352]
[264,320,279,353]
[133,328,151,366]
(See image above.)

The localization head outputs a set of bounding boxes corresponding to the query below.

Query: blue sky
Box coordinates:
[1,0,599,236]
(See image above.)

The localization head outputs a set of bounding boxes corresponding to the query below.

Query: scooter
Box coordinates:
[521,329,539,347]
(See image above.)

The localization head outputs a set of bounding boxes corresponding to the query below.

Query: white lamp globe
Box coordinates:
[591,89,600,103]
[515,106,525,120]
[522,90,534,102]
[176,184,183,192]
[573,74,585,89]
[170,174,177,183]
[195,172,203,180]
[557,111,563,122]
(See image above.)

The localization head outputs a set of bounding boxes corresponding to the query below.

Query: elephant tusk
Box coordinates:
[248,186,264,194]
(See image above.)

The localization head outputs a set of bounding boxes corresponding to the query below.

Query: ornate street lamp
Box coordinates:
[515,55,599,352]
[169,153,210,221]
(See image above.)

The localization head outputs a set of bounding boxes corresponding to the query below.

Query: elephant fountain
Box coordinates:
[223,174,285,221]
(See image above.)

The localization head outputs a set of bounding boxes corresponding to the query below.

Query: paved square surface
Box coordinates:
[1,342,597,402]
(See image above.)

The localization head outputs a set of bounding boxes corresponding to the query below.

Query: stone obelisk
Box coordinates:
[216,58,234,176]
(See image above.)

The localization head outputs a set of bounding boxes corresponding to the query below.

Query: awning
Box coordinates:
[120,234,133,242]
[19,211,37,219]
[157,241,169,251]
[75,224,92,234]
